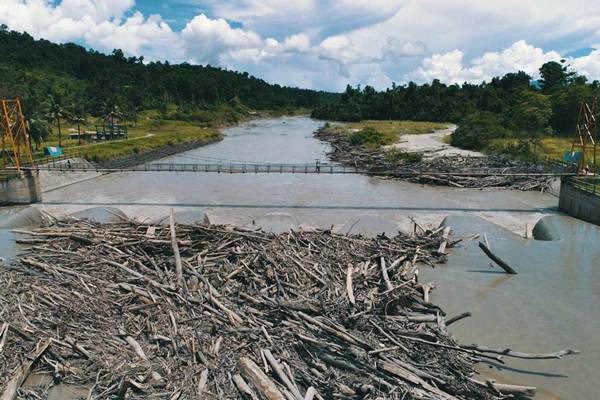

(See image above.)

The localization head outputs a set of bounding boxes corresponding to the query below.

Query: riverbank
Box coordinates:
[37,107,310,166]
[314,124,558,191]
[97,135,223,169]
[35,111,314,192]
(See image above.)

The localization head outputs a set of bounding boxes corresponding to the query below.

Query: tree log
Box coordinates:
[446,312,471,326]
[469,378,536,397]
[463,344,579,360]
[170,209,184,288]
[478,242,517,274]
[239,357,286,400]
[0,339,51,400]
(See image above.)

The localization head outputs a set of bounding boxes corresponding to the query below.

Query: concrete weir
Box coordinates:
[559,178,600,225]
[0,170,42,205]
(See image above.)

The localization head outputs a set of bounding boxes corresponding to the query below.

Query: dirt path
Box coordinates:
[385,124,483,158]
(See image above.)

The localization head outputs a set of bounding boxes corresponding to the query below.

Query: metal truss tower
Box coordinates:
[1,98,34,171]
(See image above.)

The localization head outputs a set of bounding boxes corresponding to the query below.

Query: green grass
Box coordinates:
[441,134,453,145]
[35,114,223,162]
[385,149,423,164]
[33,105,307,163]
[329,120,449,146]
[79,123,222,163]
[486,136,598,165]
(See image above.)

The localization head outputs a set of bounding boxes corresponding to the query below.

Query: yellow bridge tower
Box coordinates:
[1,98,35,171]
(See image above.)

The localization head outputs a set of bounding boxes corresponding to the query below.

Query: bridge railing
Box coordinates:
[568,176,600,196]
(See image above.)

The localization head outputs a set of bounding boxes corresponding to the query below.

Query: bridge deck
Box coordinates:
[7,161,576,177]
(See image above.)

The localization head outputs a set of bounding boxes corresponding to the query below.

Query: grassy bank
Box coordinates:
[34,106,306,163]
[485,136,595,163]
[324,120,449,148]
[451,134,595,165]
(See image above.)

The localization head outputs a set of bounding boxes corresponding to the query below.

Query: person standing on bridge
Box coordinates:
[315,159,321,173]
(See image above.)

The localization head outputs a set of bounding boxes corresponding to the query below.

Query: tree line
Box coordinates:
[0,26,335,148]
[312,61,600,152]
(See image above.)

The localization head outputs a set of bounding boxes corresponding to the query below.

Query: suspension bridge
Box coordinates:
[7,159,576,178]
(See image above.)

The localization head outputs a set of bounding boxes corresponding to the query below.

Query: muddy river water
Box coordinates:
[2,116,599,399]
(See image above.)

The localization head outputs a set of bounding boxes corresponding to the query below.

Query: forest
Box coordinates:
[1,24,597,162]
[312,61,599,156]
[0,26,334,148]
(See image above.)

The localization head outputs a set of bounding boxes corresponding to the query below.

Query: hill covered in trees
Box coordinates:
[312,61,599,156]
[0,26,333,120]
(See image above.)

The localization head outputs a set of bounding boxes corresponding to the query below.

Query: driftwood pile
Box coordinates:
[0,218,578,399]
[315,127,558,191]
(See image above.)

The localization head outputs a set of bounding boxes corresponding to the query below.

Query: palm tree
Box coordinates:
[43,95,68,147]
[69,105,87,145]
[27,117,52,151]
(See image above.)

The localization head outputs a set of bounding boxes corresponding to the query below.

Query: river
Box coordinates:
[2,116,599,399]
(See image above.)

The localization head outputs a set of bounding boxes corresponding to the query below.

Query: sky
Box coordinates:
[2,1,600,92]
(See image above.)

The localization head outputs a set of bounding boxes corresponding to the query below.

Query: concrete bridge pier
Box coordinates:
[558,177,600,225]
[0,170,42,205]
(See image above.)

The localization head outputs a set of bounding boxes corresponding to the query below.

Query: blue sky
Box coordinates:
[4,1,600,91]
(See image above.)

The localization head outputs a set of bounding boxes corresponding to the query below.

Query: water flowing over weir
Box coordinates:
[1,116,599,399]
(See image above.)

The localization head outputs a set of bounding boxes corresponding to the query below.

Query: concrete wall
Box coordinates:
[0,171,42,205]
[559,179,600,225]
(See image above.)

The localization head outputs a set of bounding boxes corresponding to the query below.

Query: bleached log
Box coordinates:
[125,336,148,361]
[0,339,51,400]
[346,265,355,305]
[379,257,393,292]
[469,377,536,397]
[462,344,579,360]
[169,209,184,288]
[239,357,286,400]
[263,349,303,400]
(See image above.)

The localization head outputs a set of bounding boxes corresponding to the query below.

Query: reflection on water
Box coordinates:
[24,373,89,400]
[1,117,597,399]
[420,215,600,400]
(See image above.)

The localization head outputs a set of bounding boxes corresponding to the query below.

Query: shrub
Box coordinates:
[348,127,389,147]
[452,112,509,150]
[385,149,422,164]
[486,139,539,161]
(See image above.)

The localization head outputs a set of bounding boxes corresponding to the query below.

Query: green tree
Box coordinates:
[512,90,552,134]
[68,104,87,145]
[549,83,594,135]
[27,117,52,150]
[451,112,509,150]
[539,61,574,93]
[43,95,68,147]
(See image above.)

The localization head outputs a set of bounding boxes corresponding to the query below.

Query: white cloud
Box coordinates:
[57,0,134,22]
[382,37,428,60]
[3,1,600,90]
[181,14,262,64]
[407,41,562,84]
[85,13,179,58]
[207,0,405,41]
[0,0,178,57]
[571,45,600,81]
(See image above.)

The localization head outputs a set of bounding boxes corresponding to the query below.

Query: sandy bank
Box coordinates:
[385,124,483,158]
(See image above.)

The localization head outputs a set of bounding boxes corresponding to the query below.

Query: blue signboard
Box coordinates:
[44,146,64,157]
[563,151,582,163]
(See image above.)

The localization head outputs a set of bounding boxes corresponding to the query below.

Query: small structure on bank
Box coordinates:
[95,114,128,141]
